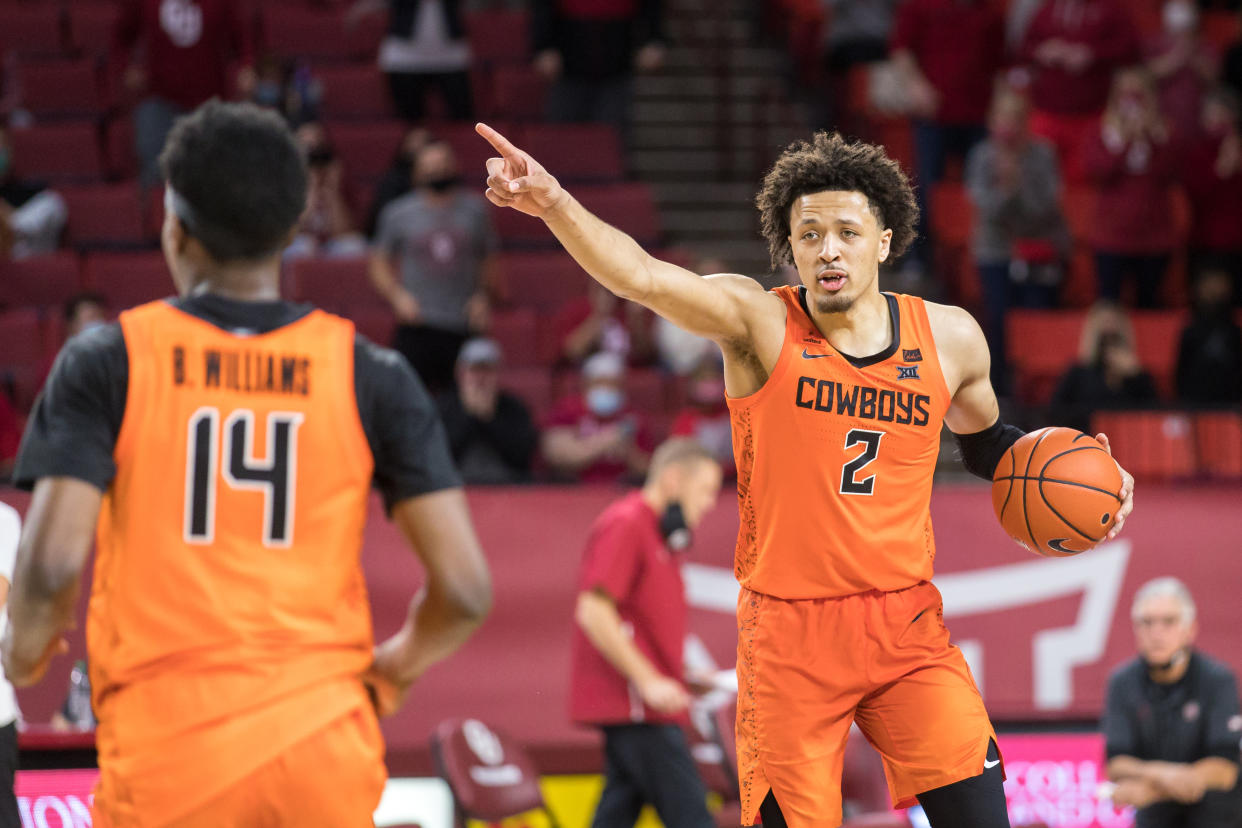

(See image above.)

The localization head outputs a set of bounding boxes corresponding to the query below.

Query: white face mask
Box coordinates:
[586,386,625,418]
[1163,0,1196,34]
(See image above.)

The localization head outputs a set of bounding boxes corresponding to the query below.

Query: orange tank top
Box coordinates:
[728,287,953,599]
[91,301,376,819]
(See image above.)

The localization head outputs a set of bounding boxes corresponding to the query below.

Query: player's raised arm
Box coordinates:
[475,123,772,344]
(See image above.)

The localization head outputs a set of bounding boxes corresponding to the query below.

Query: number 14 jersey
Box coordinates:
[727,287,953,600]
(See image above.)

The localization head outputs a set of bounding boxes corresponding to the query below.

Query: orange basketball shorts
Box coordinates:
[735,580,1001,828]
[93,706,387,828]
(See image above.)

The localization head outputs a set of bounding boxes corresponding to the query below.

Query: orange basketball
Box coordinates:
[991,427,1123,557]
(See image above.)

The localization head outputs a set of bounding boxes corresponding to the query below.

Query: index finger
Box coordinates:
[476,122,519,157]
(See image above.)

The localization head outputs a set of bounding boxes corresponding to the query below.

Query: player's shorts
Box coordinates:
[93,705,386,828]
[735,580,1001,828]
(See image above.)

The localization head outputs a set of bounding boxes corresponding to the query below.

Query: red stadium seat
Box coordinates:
[495,251,588,309]
[339,304,394,347]
[15,59,104,118]
[1201,11,1239,50]
[316,64,393,120]
[436,121,513,189]
[1006,310,1086,405]
[577,183,661,246]
[0,253,82,310]
[488,64,548,121]
[518,124,624,182]
[61,183,146,248]
[0,5,64,57]
[105,115,138,180]
[8,123,104,183]
[1195,411,1242,480]
[261,7,384,62]
[1061,186,1095,245]
[83,251,172,310]
[430,719,560,825]
[1092,411,1196,481]
[286,256,378,311]
[0,308,50,400]
[489,307,539,366]
[1130,311,1185,399]
[68,2,121,58]
[464,9,531,64]
[330,121,408,183]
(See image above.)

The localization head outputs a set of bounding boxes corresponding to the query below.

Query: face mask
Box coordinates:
[660,502,692,551]
[586,386,624,418]
[254,80,283,107]
[1163,1,1196,34]
[425,174,461,193]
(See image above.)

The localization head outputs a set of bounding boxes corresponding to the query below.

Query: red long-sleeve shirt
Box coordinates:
[1020,0,1139,116]
[1084,125,1179,255]
[113,0,253,110]
[1183,133,1242,252]
[890,0,1005,126]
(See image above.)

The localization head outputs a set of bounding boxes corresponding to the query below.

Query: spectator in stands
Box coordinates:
[1051,301,1159,431]
[542,351,654,484]
[669,355,734,478]
[556,281,656,368]
[349,0,473,122]
[1146,0,1219,146]
[1019,0,1139,183]
[436,337,538,485]
[39,294,112,392]
[249,53,322,129]
[365,126,432,238]
[890,0,1005,279]
[1102,577,1242,822]
[1085,67,1178,309]
[370,139,498,392]
[814,0,900,137]
[286,123,368,259]
[113,0,255,187]
[1176,268,1242,404]
[966,84,1069,392]
[0,122,67,259]
[531,0,665,142]
[1184,87,1242,296]
[569,437,721,828]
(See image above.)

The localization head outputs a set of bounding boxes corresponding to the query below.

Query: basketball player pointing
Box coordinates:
[477,125,1134,827]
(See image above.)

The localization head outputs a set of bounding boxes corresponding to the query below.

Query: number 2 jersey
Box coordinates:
[728,286,953,600]
[14,294,460,823]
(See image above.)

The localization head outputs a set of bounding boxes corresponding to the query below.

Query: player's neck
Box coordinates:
[807,288,891,357]
[184,261,283,302]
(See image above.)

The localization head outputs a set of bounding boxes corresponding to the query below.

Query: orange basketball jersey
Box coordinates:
[728,287,953,599]
[91,301,377,822]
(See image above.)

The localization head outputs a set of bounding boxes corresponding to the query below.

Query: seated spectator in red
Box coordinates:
[531,0,666,142]
[556,281,655,367]
[1051,302,1159,432]
[1019,0,1139,182]
[113,0,254,187]
[1184,86,1242,299]
[966,84,1069,393]
[349,0,473,122]
[890,0,1005,275]
[0,122,67,260]
[542,352,654,484]
[1145,0,1219,147]
[286,123,368,259]
[1084,67,1178,309]
[669,356,734,478]
[1176,268,1242,404]
[436,338,539,485]
[39,294,111,392]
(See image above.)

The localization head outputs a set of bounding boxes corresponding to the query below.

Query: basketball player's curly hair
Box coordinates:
[755,132,919,269]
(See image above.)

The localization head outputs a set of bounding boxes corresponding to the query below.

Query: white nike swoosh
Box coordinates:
[984,758,1000,769]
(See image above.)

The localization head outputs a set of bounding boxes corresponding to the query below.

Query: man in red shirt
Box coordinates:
[114,0,255,187]
[890,0,1005,276]
[569,437,722,828]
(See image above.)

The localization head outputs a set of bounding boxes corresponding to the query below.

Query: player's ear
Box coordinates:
[877,228,893,263]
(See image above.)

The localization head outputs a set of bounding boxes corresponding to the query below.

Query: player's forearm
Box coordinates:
[385,582,490,685]
[542,194,658,304]
[1108,755,1161,783]
[1194,757,1239,791]
[4,573,78,682]
[576,593,664,687]
[368,255,404,303]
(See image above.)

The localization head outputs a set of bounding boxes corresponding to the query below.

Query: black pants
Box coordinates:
[0,722,19,828]
[759,739,1010,828]
[385,70,473,122]
[1095,252,1169,308]
[392,324,468,394]
[591,724,714,828]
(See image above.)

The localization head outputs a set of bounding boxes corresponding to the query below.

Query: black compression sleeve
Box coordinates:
[954,419,1025,481]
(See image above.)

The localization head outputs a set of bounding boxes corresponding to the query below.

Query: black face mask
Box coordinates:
[660,502,692,551]
[425,175,461,193]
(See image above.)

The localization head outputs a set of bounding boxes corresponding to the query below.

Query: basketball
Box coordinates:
[991,427,1124,557]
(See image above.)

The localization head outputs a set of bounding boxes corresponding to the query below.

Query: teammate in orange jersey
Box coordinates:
[475,125,1135,827]
[0,101,493,828]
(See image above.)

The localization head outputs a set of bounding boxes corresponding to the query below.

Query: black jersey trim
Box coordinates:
[796,286,901,368]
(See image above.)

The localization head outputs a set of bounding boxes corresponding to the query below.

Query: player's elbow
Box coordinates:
[21,543,85,600]
[444,566,493,625]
